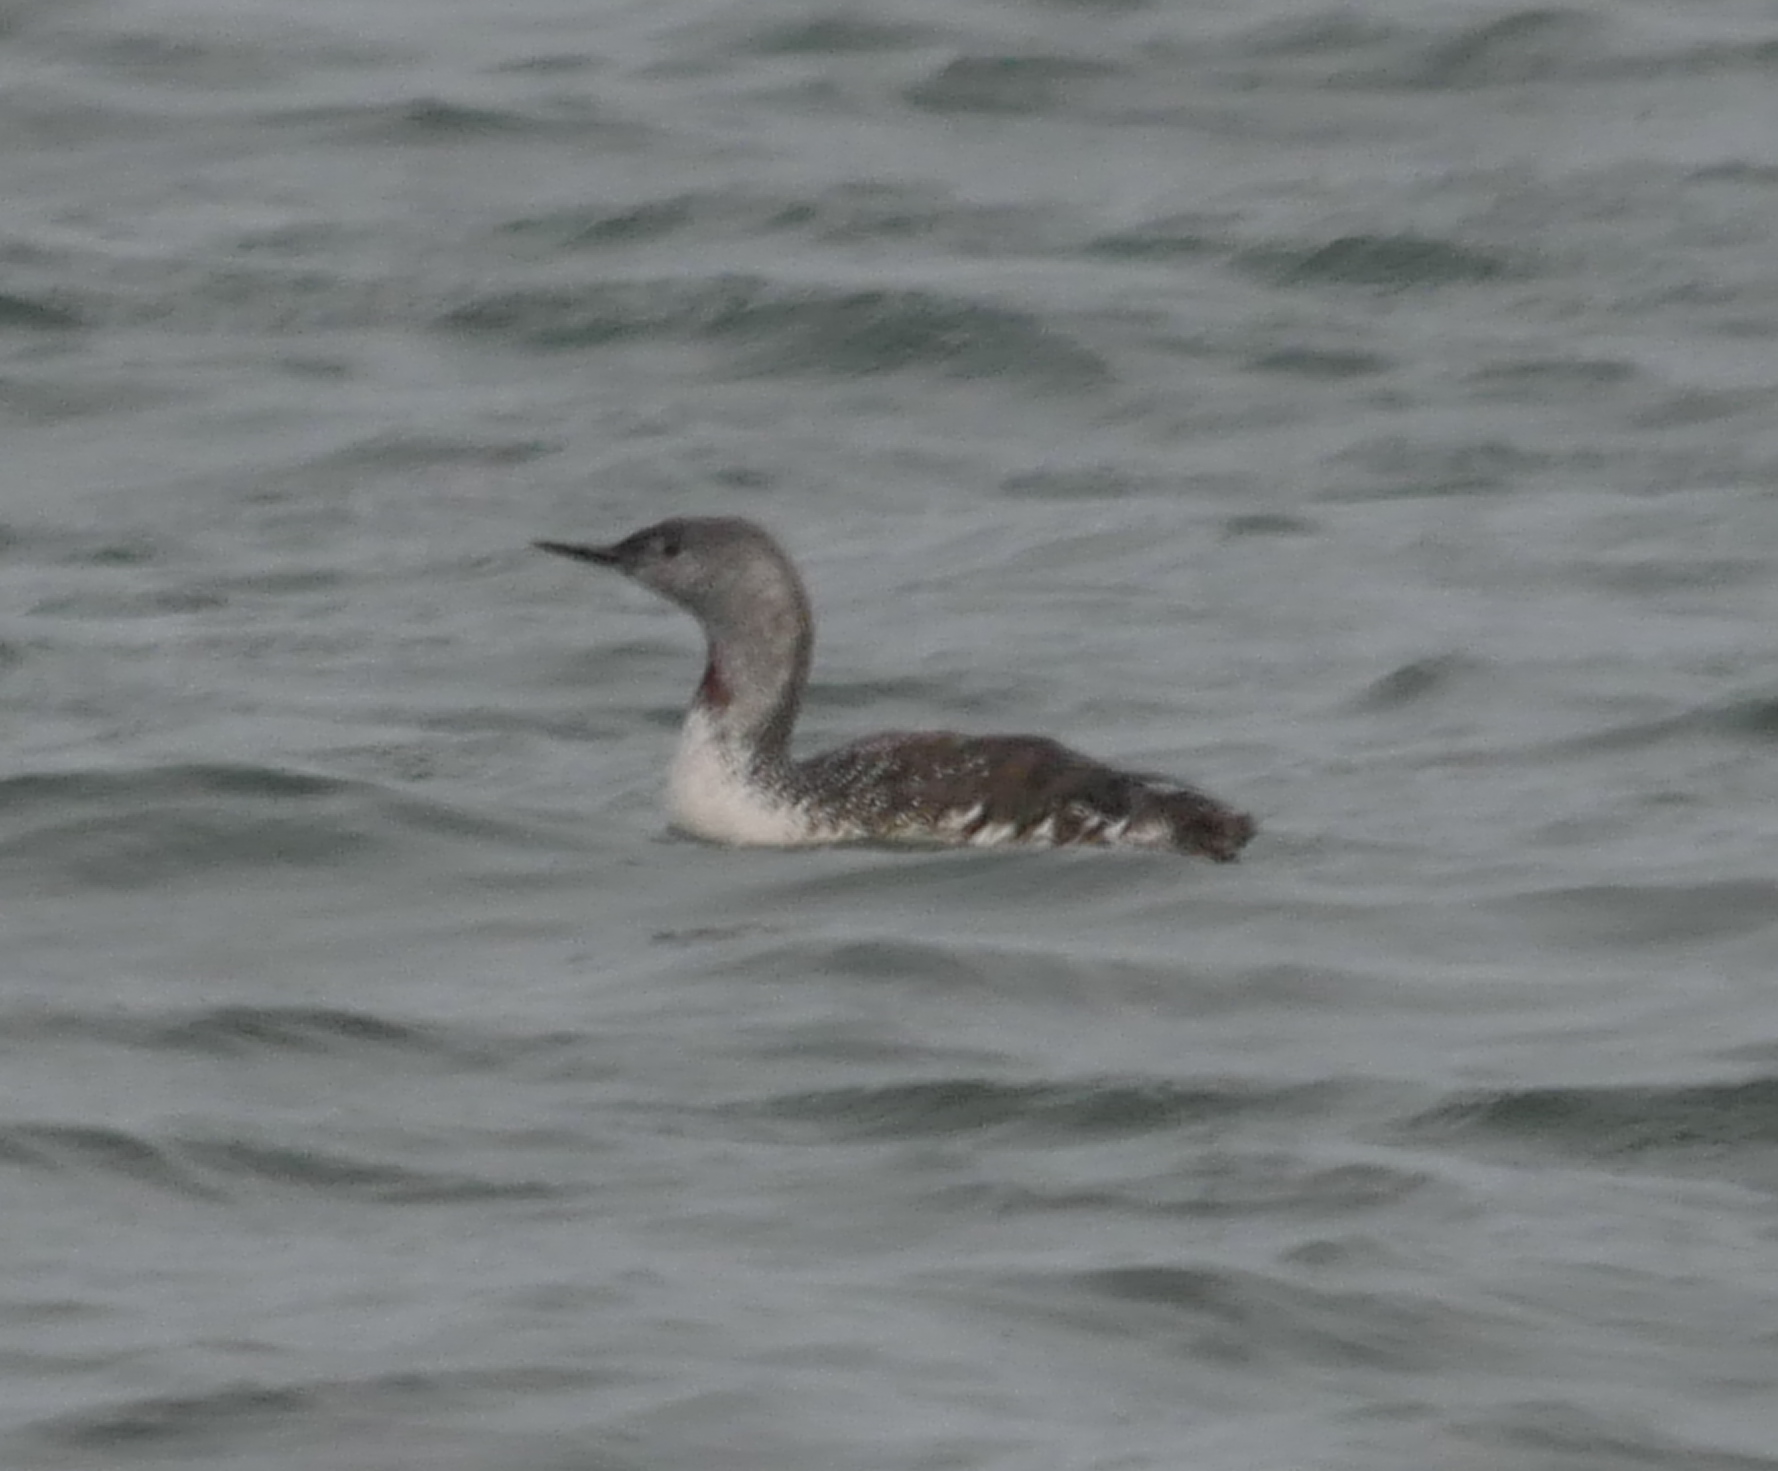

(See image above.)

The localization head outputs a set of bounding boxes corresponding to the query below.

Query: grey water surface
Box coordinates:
[3,1,1778,1467]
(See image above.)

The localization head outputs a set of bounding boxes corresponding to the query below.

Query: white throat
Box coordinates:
[667,705,825,846]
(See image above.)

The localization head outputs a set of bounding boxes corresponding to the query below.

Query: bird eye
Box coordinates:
[657,531,682,558]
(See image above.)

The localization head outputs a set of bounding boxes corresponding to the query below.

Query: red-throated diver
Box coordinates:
[534,517,1254,860]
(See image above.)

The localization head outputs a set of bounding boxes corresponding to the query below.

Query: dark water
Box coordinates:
[4,1,1778,1467]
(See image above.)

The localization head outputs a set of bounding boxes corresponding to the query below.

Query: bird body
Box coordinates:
[536,517,1254,860]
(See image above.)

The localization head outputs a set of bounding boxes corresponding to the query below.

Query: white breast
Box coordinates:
[667,707,830,847]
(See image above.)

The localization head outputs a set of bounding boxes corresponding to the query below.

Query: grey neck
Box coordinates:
[694,583,812,772]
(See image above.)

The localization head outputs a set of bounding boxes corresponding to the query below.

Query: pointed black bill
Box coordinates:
[533,539,623,567]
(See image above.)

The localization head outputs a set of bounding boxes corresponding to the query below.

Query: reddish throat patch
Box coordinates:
[698,658,732,709]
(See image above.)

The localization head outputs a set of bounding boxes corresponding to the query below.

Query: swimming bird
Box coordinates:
[535,517,1254,859]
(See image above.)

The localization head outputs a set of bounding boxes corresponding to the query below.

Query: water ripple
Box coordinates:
[749,1076,1340,1143]
[965,1260,1514,1377]
[1,1003,580,1072]
[440,275,1109,385]
[0,762,561,890]
[1486,880,1778,948]
[1408,1075,1778,1185]
[1240,233,1524,289]
[0,1124,223,1200]
[0,1122,564,1204]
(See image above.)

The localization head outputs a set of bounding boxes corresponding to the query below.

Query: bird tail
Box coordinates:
[1158,787,1255,862]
